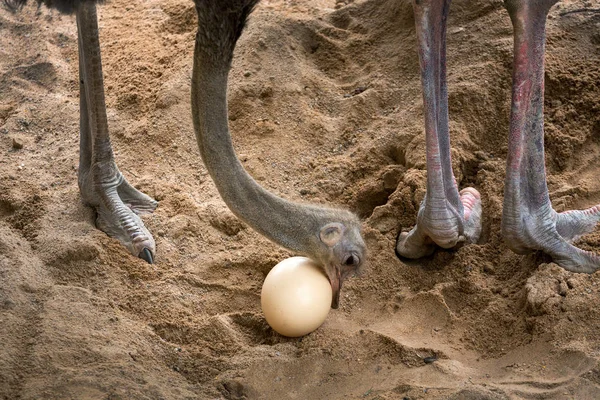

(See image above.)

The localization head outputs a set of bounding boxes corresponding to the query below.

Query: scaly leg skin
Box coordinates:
[502,0,600,272]
[396,0,482,259]
[76,3,157,263]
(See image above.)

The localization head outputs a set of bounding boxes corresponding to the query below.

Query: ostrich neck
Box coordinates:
[191,44,329,254]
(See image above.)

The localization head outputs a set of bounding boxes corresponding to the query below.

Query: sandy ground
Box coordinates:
[1,0,600,398]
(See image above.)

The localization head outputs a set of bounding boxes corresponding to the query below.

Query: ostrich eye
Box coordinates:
[344,254,359,266]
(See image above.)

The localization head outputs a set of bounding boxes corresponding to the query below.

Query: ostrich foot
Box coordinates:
[502,205,600,273]
[396,187,482,259]
[80,164,157,263]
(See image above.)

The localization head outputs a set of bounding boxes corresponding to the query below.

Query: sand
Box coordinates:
[1,0,600,398]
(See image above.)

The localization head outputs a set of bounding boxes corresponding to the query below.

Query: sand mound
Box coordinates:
[1,0,600,398]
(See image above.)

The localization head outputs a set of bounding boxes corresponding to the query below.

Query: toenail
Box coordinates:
[139,248,154,264]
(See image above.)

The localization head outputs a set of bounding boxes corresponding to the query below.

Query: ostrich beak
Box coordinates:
[329,266,342,309]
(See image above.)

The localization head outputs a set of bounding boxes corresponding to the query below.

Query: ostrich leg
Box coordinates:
[396,0,482,259]
[502,0,600,271]
[76,2,157,263]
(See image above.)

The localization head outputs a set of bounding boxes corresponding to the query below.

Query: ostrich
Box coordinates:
[6,0,366,308]
[396,0,600,273]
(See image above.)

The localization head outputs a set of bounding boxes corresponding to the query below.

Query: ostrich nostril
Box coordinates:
[344,254,357,266]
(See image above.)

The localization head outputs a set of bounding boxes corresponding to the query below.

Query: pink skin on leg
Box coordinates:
[501,0,600,272]
[396,0,482,260]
